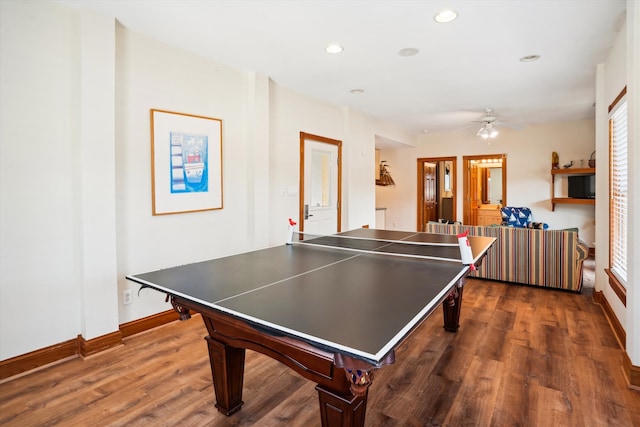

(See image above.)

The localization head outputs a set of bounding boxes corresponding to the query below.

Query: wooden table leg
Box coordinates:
[316,385,367,427]
[176,297,391,426]
[442,279,465,332]
[205,337,245,416]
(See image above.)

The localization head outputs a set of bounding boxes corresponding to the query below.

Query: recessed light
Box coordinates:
[398,47,419,57]
[350,89,364,94]
[325,43,343,54]
[434,9,457,23]
[422,129,429,134]
[519,54,541,62]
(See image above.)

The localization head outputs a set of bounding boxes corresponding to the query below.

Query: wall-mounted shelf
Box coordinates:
[550,168,595,211]
[551,167,595,176]
[551,197,595,206]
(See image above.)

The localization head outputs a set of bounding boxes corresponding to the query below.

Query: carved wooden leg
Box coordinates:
[169,295,191,320]
[316,385,367,427]
[442,280,465,332]
[205,337,245,416]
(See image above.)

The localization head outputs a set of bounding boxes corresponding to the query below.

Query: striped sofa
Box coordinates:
[425,223,589,292]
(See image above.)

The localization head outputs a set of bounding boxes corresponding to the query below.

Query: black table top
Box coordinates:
[126,228,495,364]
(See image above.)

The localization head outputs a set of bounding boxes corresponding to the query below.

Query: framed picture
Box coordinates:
[150,109,223,215]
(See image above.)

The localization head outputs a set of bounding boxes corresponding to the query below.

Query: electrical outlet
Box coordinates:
[123,289,132,305]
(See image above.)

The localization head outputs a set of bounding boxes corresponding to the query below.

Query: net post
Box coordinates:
[286,218,297,245]
[457,231,475,269]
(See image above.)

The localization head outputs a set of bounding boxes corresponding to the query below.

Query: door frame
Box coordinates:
[462,154,507,225]
[417,156,457,231]
[299,132,342,233]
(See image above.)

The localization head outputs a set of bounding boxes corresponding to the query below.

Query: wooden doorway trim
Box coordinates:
[416,156,457,231]
[462,154,507,225]
[299,132,342,233]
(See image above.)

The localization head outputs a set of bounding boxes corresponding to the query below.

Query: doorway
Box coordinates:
[462,154,507,225]
[417,157,457,231]
[299,132,342,235]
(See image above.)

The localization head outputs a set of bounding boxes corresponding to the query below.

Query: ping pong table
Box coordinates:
[126,228,494,427]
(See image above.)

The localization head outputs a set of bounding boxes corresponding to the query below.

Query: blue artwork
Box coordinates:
[169,132,208,193]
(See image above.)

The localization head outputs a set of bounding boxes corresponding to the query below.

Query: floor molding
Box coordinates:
[623,351,640,390]
[120,310,181,338]
[0,339,77,381]
[0,309,179,381]
[593,290,639,389]
[78,331,123,358]
[593,290,626,348]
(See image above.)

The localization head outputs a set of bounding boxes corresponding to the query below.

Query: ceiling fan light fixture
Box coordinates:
[477,123,498,139]
[477,127,489,139]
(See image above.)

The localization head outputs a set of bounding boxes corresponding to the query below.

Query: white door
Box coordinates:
[303,139,339,235]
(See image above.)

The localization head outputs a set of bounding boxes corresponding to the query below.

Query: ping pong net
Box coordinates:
[290,231,466,263]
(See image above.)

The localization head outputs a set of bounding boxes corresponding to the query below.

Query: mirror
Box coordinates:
[480,166,503,204]
[463,154,507,225]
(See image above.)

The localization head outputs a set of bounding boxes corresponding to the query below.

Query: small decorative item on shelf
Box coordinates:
[552,151,559,169]
[589,151,596,168]
[376,161,395,186]
[563,160,574,169]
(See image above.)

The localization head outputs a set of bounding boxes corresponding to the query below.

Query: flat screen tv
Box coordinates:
[568,175,595,199]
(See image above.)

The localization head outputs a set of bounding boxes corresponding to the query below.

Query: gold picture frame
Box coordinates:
[150,109,223,215]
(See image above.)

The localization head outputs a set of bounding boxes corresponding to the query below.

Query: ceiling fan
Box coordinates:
[473,108,522,139]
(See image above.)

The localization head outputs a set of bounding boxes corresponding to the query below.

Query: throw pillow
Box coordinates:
[527,222,549,230]
[500,207,532,228]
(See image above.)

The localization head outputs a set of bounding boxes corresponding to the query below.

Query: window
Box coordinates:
[606,87,627,305]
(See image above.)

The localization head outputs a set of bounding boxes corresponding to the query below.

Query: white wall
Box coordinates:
[0,1,119,358]
[268,83,344,242]
[343,111,415,230]
[595,16,627,331]
[595,0,640,367]
[626,0,640,368]
[377,120,597,245]
[77,9,119,341]
[114,23,259,323]
[0,1,409,360]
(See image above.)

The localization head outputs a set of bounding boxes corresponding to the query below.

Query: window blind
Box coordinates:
[609,98,627,286]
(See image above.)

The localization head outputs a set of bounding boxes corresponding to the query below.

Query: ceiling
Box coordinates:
[59,0,626,136]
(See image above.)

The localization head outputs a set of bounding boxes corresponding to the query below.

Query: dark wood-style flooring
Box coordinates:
[1,278,639,426]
